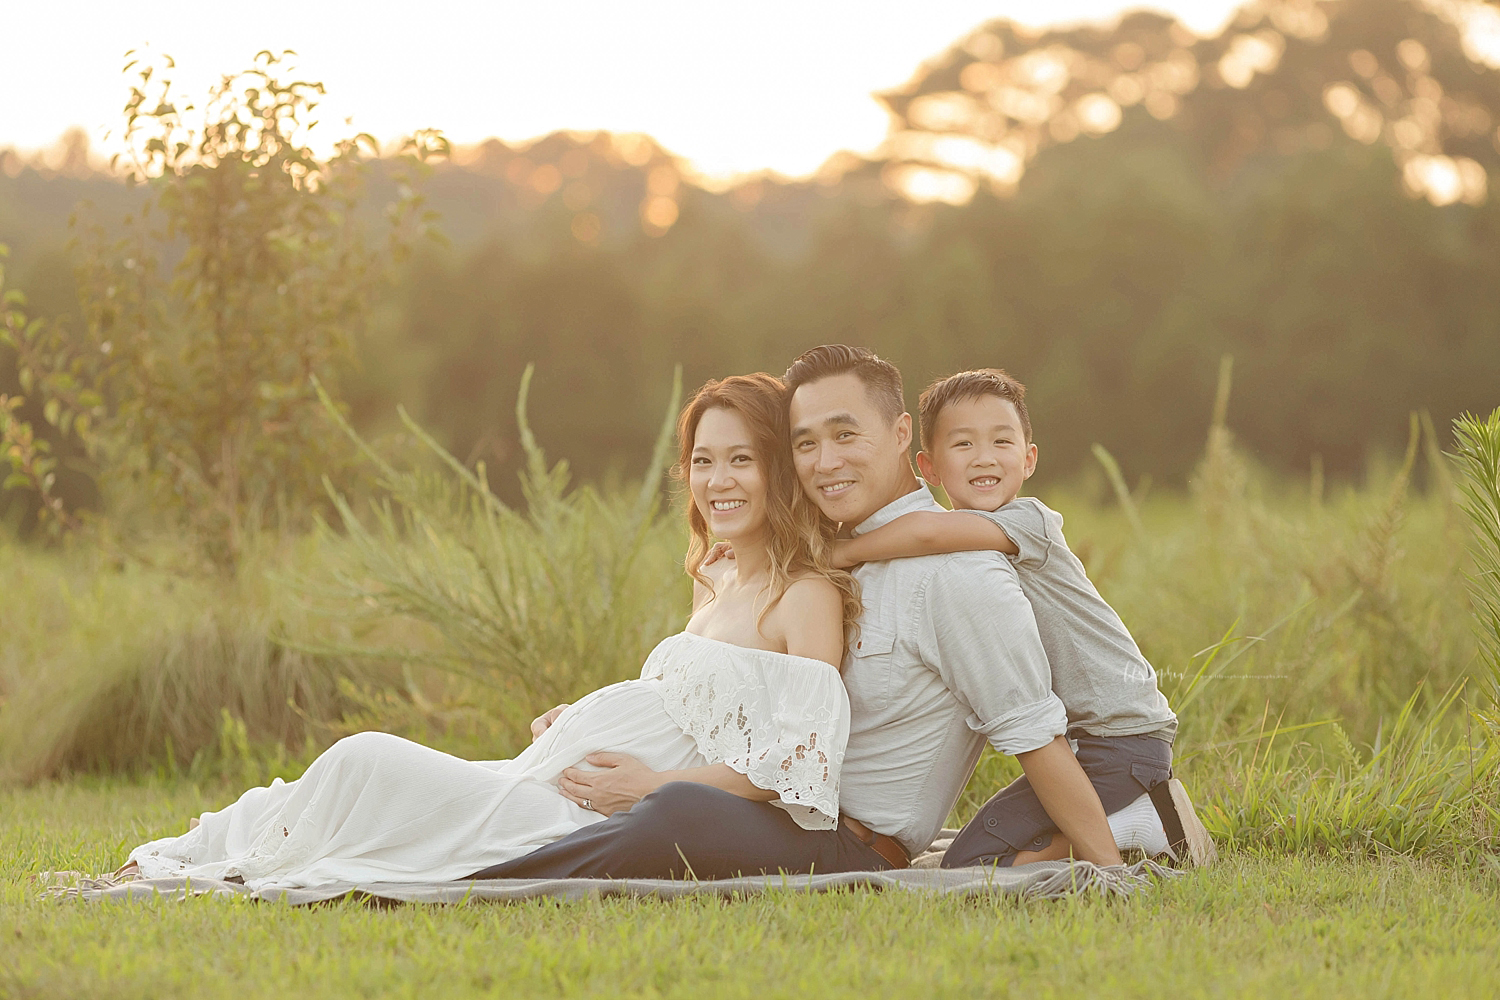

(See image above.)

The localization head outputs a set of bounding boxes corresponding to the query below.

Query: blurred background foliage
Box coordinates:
[2,0,1498,525]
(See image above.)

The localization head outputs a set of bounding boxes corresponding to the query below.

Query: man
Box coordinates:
[469,346,1121,879]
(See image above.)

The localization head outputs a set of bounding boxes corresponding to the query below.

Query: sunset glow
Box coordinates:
[4,0,1249,182]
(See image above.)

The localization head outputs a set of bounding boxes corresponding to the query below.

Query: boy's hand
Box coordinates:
[831,539,860,570]
[703,541,735,566]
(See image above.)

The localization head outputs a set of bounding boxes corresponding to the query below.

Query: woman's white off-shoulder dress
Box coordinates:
[128,632,850,889]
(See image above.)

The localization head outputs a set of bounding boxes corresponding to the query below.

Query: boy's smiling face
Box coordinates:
[916,393,1037,512]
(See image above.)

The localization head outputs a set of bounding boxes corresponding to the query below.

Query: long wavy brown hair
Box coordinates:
[674,373,862,658]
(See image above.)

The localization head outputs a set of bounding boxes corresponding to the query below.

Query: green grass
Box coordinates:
[4,403,1500,997]
[4,782,1500,999]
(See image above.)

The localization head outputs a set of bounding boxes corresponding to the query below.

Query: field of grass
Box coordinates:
[5,781,1500,999]
[2,404,1499,997]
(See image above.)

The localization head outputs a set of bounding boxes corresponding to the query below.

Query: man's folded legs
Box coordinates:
[467,781,891,880]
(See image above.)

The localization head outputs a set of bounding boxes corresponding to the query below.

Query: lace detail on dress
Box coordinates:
[640,633,850,830]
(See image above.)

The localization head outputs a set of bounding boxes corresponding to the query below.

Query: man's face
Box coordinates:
[789,372,913,525]
[916,394,1037,513]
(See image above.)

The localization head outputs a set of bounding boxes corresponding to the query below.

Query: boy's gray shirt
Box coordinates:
[969,498,1178,741]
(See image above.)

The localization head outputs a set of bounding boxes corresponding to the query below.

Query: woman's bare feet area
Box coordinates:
[91,819,194,884]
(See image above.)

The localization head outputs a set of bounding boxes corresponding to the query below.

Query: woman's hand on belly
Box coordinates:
[530,704,571,742]
[559,755,782,816]
[559,753,664,816]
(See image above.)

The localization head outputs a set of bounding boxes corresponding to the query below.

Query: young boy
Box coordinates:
[833,369,1216,867]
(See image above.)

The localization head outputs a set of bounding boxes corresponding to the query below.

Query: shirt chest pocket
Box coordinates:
[844,624,897,712]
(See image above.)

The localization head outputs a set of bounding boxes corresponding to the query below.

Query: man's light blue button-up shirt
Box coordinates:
[837,485,1068,855]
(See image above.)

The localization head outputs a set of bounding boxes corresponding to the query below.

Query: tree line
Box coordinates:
[3,0,1499,534]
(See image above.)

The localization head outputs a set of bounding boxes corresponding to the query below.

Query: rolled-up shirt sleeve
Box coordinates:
[915,553,1067,756]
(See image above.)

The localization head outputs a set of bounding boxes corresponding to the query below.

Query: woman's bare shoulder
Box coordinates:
[782,572,841,599]
[773,576,844,631]
[772,576,845,667]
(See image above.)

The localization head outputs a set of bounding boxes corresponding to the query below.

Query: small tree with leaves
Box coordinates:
[1,50,446,568]
[0,247,89,534]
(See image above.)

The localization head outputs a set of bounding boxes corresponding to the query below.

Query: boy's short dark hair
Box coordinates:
[784,345,905,424]
[918,369,1032,452]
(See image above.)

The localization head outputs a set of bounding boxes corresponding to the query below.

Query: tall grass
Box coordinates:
[0,366,688,780]
[1073,419,1474,746]
[1453,408,1500,719]
[292,365,688,754]
[0,539,364,783]
[1,381,1496,861]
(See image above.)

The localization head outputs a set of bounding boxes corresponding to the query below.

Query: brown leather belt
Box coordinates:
[842,815,910,869]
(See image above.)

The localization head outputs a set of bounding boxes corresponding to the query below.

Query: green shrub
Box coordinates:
[2,54,445,570]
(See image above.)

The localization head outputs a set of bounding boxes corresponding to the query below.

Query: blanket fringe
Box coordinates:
[1020,858,1184,899]
[39,857,1186,904]
[34,868,141,901]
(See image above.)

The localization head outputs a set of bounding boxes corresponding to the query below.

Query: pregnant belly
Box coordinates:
[506,678,706,782]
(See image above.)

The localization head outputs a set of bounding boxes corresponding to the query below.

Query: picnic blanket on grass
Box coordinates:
[41,859,1181,905]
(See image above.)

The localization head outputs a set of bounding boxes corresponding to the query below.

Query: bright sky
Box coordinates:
[4,1,1245,181]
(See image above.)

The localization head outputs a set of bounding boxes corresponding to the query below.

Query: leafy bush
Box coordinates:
[0,247,83,534]
[2,53,446,569]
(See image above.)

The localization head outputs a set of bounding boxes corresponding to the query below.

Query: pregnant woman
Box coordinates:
[123,373,860,890]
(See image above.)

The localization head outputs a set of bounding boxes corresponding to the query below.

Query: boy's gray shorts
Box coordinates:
[941,731,1174,868]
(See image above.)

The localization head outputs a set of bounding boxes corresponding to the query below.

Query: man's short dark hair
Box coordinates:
[918,369,1032,452]
[783,345,905,424]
